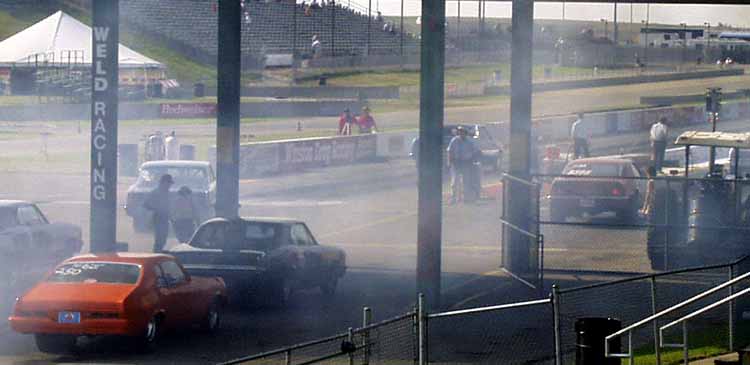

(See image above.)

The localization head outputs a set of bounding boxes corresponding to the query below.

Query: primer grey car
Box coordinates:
[168,217,347,305]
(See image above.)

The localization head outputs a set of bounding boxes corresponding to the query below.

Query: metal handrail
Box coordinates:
[503,173,538,187]
[604,270,750,361]
[658,286,750,365]
[428,298,550,319]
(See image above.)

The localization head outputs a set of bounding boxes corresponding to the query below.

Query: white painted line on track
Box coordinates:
[333,242,568,252]
[240,199,344,207]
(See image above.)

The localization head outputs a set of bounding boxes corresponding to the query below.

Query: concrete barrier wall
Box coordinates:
[204,86,399,99]
[484,68,745,96]
[0,100,368,121]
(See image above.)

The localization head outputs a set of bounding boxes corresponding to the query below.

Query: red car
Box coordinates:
[9,253,227,353]
[548,158,645,222]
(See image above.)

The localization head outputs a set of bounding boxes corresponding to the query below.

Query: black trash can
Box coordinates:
[179,144,196,161]
[575,317,621,365]
[194,82,205,98]
[118,144,139,177]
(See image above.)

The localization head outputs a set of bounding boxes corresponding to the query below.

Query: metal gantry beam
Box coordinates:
[449,0,750,3]
[417,0,446,309]
[505,0,534,274]
[215,0,242,219]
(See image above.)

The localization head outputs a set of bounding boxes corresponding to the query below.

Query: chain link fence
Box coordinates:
[427,299,554,365]
[220,311,417,365]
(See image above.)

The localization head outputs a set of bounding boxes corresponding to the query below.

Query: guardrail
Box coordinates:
[659,286,750,365]
[604,269,750,364]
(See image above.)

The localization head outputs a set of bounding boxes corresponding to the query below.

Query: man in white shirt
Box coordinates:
[570,113,589,159]
[650,117,668,170]
[165,131,180,160]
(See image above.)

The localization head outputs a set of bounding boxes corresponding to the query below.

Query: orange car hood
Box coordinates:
[20,282,136,311]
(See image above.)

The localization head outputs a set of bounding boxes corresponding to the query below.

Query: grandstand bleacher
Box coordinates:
[119,0,420,64]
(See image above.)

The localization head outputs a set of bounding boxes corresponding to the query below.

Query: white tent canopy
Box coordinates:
[0,11,163,69]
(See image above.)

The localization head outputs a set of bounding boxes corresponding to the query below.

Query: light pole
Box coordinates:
[562,0,565,21]
[704,22,711,62]
[680,22,688,68]
[613,0,618,45]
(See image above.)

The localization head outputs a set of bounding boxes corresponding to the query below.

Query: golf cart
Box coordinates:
[647,131,750,270]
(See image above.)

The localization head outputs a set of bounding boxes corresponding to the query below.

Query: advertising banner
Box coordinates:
[331,138,357,164]
[239,143,280,178]
[354,134,377,161]
[160,103,217,118]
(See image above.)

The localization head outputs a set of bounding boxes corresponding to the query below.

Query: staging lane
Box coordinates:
[0,159,649,363]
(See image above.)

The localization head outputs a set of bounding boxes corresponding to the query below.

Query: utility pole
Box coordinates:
[706,88,722,174]
[216,0,241,219]
[417,0,446,309]
[367,0,372,55]
[400,0,404,64]
[504,0,535,274]
[331,0,336,57]
[613,0,618,45]
[90,0,119,253]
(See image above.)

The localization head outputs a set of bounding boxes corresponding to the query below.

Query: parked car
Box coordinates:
[9,253,227,353]
[167,217,347,306]
[0,200,82,288]
[125,161,216,232]
[548,158,645,222]
[410,124,503,172]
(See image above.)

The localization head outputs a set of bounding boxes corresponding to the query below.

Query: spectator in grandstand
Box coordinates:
[304,2,312,16]
[311,35,322,58]
[570,113,589,159]
[338,108,355,135]
[376,11,383,22]
[357,106,378,134]
[311,0,321,9]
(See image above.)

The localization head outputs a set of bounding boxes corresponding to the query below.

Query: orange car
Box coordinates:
[9,253,227,353]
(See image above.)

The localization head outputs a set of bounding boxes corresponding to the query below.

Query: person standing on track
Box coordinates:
[172,186,197,243]
[447,126,480,204]
[650,116,669,171]
[338,108,355,135]
[144,174,173,253]
[357,106,378,134]
[570,113,589,159]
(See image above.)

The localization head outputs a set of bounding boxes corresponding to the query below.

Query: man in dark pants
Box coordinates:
[144,174,173,253]
[447,126,480,204]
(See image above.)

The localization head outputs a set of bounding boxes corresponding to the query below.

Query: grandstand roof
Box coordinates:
[0,11,163,68]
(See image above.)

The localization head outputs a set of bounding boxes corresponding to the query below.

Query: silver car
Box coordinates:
[125,161,217,232]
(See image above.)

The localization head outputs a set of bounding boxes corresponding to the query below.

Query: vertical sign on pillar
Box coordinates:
[90,0,119,253]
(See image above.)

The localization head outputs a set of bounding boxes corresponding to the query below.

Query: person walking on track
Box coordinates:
[650,116,669,171]
[144,174,173,253]
[570,113,590,159]
[447,126,480,204]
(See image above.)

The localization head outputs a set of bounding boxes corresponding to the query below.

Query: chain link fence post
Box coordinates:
[729,264,735,352]
[363,307,372,365]
[348,327,355,365]
[650,276,661,365]
[418,293,427,365]
[552,285,562,365]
